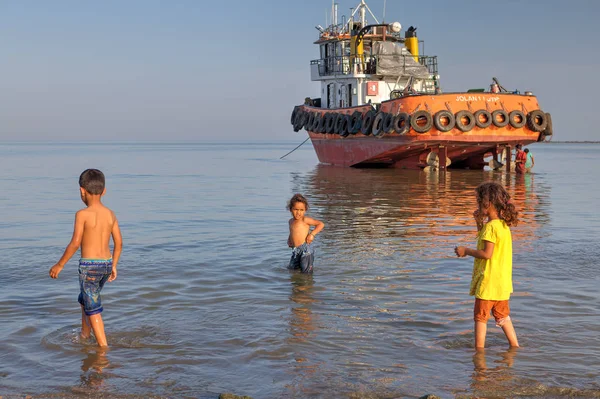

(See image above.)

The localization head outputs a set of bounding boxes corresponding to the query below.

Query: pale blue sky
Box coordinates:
[1,0,599,141]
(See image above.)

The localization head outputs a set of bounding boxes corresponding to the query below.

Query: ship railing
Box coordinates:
[311,55,438,77]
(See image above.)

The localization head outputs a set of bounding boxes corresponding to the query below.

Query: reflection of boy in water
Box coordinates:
[49,169,123,347]
[287,194,324,273]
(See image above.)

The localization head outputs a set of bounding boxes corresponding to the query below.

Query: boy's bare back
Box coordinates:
[79,204,119,259]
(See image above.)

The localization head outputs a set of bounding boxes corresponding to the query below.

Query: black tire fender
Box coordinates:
[509,110,526,129]
[455,110,476,132]
[410,110,433,134]
[291,106,299,125]
[433,110,455,132]
[333,113,345,134]
[527,110,548,132]
[393,113,410,134]
[372,112,386,137]
[312,113,322,132]
[339,114,351,137]
[542,112,553,136]
[492,110,509,127]
[324,113,336,134]
[293,110,305,132]
[361,110,376,135]
[382,112,394,134]
[349,111,362,134]
[316,113,326,133]
[473,109,492,128]
[306,112,316,131]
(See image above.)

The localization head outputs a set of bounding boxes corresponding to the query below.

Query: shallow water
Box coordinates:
[0,141,599,398]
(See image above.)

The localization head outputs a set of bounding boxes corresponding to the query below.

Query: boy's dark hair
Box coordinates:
[287,193,309,211]
[524,148,530,153]
[516,144,522,149]
[476,182,519,226]
[79,169,105,195]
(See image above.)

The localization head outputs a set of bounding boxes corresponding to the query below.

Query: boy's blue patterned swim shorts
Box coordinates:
[289,243,314,273]
[77,258,112,316]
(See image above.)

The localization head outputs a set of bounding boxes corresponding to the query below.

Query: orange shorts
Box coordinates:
[473,298,510,323]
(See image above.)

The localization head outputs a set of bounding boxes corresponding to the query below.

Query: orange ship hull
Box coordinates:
[293,92,552,169]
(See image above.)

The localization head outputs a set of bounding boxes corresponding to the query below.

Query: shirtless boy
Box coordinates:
[287,194,324,273]
[49,169,122,347]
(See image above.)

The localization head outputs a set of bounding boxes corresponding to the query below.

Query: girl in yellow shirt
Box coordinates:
[455,182,520,349]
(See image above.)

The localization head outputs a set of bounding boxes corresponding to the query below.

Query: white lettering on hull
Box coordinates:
[455,95,500,102]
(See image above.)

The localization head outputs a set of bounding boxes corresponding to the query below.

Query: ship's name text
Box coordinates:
[455,95,500,102]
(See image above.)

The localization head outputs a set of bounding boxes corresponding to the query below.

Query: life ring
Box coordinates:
[324,113,336,134]
[382,112,394,134]
[473,109,492,128]
[339,115,351,137]
[306,112,316,131]
[492,110,509,127]
[527,110,548,132]
[509,110,526,128]
[349,111,362,134]
[410,110,433,134]
[393,113,410,134]
[433,110,455,132]
[371,112,386,137]
[361,110,376,135]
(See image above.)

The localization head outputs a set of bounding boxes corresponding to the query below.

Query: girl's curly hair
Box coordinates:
[287,193,309,211]
[476,182,519,226]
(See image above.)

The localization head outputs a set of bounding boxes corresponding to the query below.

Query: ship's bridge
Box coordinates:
[310,13,439,109]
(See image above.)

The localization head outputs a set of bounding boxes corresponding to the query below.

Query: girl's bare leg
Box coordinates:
[475,321,487,349]
[88,313,108,347]
[501,319,519,347]
[81,306,91,339]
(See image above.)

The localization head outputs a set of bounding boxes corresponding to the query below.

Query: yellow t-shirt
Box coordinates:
[469,219,513,300]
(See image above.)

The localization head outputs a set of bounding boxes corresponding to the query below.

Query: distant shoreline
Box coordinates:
[539,141,600,144]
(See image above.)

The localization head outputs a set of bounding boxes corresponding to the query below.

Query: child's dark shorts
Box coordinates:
[78,258,113,316]
[289,243,314,273]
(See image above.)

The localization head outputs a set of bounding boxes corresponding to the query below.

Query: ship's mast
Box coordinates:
[360,1,366,26]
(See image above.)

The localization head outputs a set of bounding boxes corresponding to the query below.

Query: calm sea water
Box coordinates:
[0,141,599,398]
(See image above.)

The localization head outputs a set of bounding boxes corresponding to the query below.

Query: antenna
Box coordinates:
[331,0,334,26]
[383,0,387,23]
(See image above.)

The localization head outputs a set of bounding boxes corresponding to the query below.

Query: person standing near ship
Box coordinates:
[524,148,535,173]
[514,144,527,174]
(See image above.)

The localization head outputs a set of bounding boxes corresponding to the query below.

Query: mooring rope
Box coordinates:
[280,137,310,159]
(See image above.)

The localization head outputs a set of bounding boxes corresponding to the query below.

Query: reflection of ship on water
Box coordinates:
[291,165,551,255]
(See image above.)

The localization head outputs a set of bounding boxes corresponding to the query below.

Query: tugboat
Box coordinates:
[290,1,553,169]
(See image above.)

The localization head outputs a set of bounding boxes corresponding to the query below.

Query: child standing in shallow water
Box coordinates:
[49,169,123,347]
[287,194,324,273]
[455,182,520,349]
